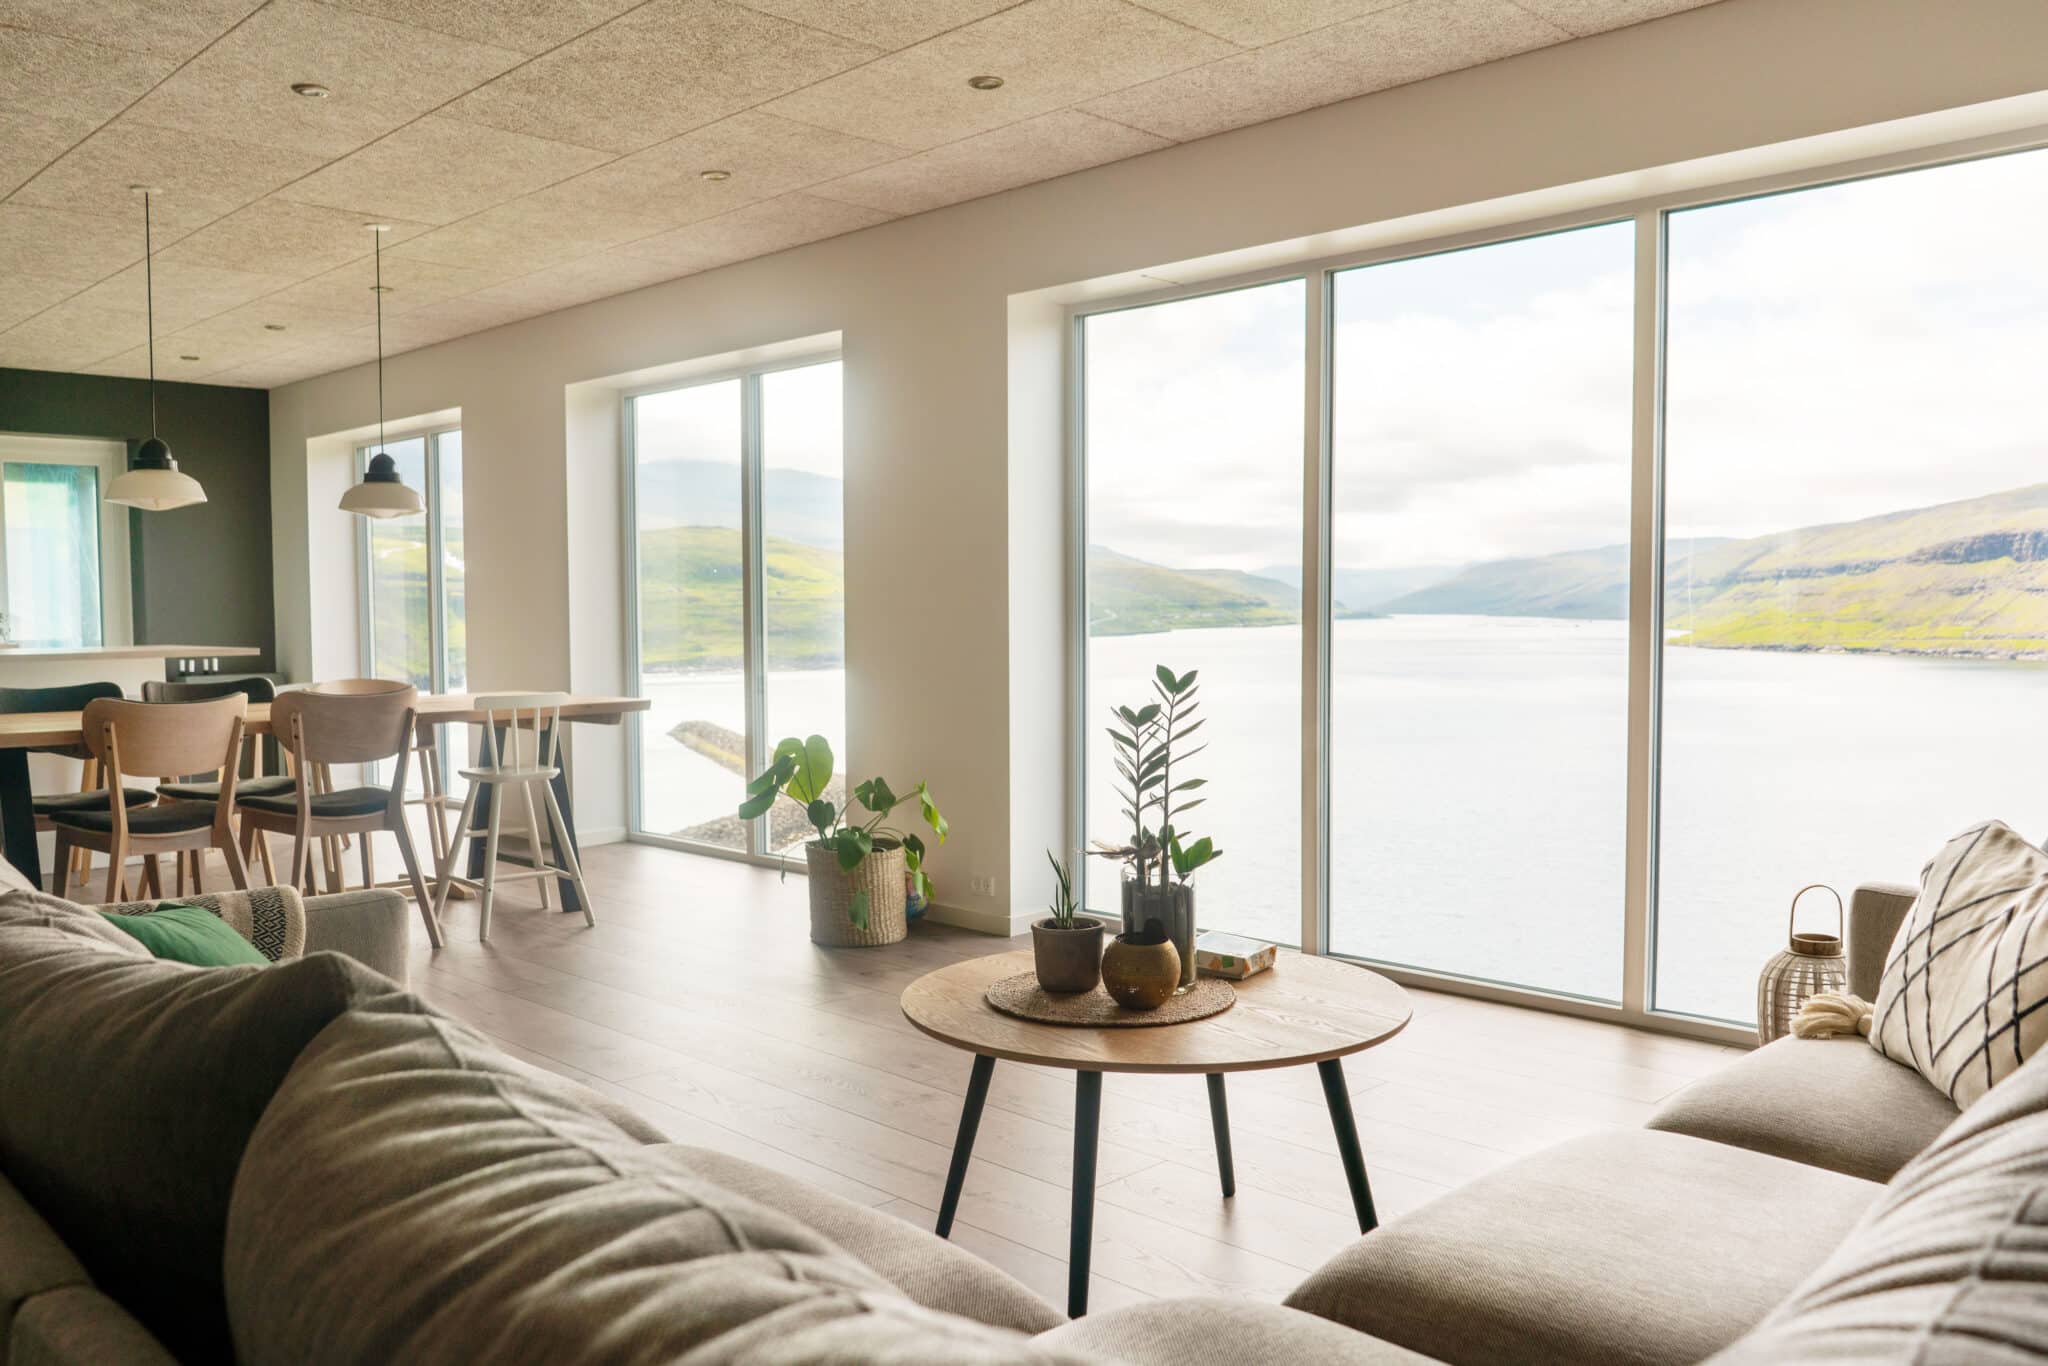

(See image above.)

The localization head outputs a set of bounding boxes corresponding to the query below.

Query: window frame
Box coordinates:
[1067,126,2048,1047]
[620,348,843,870]
[353,424,462,694]
[0,432,132,649]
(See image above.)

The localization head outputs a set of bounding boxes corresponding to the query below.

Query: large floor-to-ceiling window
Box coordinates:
[1081,281,1304,945]
[1327,223,1635,1001]
[358,428,466,694]
[627,356,844,861]
[1654,150,2048,1021]
[1074,139,2048,1035]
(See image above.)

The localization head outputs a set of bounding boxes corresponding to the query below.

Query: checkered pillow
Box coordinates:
[1871,821,2048,1108]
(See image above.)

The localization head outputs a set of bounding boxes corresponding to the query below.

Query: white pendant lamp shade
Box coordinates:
[339,451,423,518]
[107,437,207,511]
[341,224,424,519]
[114,187,207,512]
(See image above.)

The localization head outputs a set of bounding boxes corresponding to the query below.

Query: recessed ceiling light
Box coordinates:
[967,75,1004,90]
[290,82,330,98]
[262,323,286,332]
[370,284,393,294]
[179,354,200,362]
[128,183,160,195]
[699,169,732,182]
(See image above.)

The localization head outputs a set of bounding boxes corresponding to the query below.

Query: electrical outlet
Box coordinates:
[968,874,999,897]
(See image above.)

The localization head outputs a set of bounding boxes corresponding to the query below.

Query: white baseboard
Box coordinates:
[922,900,1031,937]
[577,826,627,847]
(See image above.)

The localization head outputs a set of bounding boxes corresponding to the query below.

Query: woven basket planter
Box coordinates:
[804,841,909,947]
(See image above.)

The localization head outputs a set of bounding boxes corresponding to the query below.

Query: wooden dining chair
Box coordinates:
[0,682,152,893]
[50,695,250,902]
[306,678,455,890]
[143,676,291,892]
[431,693,594,942]
[239,682,443,949]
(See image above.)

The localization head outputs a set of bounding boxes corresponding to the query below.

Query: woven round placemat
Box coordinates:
[985,972,1235,1027]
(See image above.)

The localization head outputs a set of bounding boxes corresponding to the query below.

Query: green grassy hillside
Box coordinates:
[1382,483,2048,657]
[1087,546,1303,635]
[637,526,844,672]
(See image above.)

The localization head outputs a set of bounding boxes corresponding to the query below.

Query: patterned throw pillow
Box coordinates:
[1871,821,2048,1108]
[102,886,306,962]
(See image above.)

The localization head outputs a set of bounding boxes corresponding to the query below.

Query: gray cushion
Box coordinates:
[238,783,388,818]
[8,1286,178,1366]
[663,1144,1064,1334]
[1285,1129,1881,1366]
[0,930,394,1363]
[223,999,1055,1365]
[47,798,216,835]
[1711,1048,2048,1363]
[0,1172,88,1347]
[1647,1036,1957,1181]
[158,774,294,802]
[1040,1299,1440,1364]
[300,889,412,984]
[29,786,153,815]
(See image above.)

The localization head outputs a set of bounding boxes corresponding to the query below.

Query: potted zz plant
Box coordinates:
[1091,666,1221,991]
[738,736,946,948]
[1033,851,1103,993]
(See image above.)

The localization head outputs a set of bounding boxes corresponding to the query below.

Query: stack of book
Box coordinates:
[1195,931,1277,980]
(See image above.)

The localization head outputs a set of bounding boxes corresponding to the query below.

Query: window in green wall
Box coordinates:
[3,461,103,648]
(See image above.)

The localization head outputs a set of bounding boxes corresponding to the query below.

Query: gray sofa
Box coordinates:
[2,881,2042,1364]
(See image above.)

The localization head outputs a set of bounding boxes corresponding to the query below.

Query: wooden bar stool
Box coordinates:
[432,693,594,941]
[50,695,251,901]
[0,682,150,894]
[239,682,443,948]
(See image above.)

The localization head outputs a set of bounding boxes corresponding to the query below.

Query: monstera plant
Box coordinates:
[739,736,946,941]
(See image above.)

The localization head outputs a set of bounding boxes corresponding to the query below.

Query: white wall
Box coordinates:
[270,0,2048,930]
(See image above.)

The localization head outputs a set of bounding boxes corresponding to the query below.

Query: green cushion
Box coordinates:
[99,903,267,967]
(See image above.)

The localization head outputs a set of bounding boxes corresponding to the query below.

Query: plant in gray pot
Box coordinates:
[1032,850,1103,993]
[1090,665,1221,991]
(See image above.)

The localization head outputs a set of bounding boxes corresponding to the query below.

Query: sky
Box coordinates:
[632,359,843,479]
[1086,145,2048,574]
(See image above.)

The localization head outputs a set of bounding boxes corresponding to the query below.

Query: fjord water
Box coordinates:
[1086,616,2047,1024]
[640,616,2045,1026]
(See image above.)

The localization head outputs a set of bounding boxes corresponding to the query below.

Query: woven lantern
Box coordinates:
[1756,884,1848,1044]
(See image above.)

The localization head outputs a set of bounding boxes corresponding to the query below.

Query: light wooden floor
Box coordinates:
[93,837,1744,1311]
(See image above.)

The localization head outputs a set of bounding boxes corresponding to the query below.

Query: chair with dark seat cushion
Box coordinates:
[143,678,284,890]
[238,682,441,949]
[49,696,252,902]
[0,682,149,892]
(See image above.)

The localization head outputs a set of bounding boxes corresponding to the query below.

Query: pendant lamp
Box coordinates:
[340,224,424,519]
[106,187,207,512]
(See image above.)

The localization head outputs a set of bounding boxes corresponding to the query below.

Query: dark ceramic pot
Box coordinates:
[1032,918,1104,993]
[1101,931,1181,1011]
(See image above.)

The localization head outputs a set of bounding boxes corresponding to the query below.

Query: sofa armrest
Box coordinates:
[1848,882,1917,999]
[301,890,410,985]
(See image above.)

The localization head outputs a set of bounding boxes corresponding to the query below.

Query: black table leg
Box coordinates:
[1318,1058,1378,1234]
[1069,1070,1102,1318]
[1,750,41,891]
[935,1054,994,1239]
[464,723,584,915]
[1205,1072,1236,1198]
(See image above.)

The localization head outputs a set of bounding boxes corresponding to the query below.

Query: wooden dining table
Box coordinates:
[0,692,650,911]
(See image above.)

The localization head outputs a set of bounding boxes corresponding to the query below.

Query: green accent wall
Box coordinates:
[0,368,274,670]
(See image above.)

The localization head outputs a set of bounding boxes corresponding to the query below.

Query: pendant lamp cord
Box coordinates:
[144,190,157,439]
[374,228,385,452]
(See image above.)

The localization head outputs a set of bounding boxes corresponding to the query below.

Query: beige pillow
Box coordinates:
[1870,820,2048,1108]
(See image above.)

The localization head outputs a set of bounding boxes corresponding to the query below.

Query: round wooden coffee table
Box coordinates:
[900,948,1411,1317]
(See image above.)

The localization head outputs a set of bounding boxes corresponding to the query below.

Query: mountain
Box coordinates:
[1088,546,1301,635]
[1257,563,1460,615]
[635,459,843,550]
[1374,483,2048,656]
